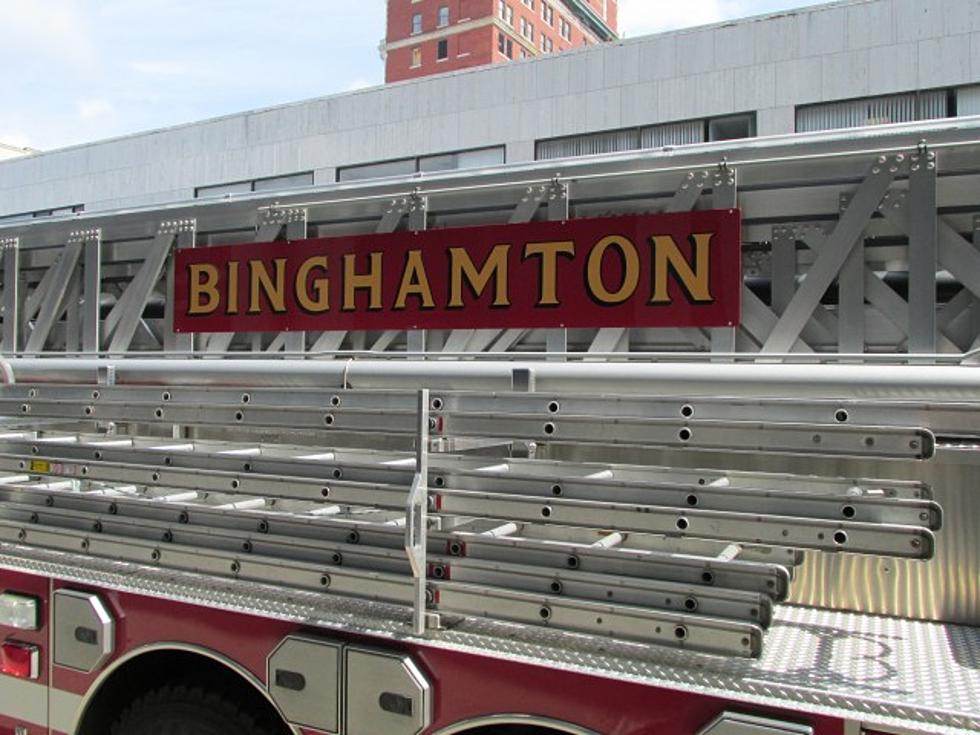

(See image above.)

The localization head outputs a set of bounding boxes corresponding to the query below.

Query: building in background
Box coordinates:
[0,142,36,161]
[0,0,978,219]
[383,0,618,83]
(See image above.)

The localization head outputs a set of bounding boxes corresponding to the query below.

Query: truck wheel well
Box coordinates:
[75,648,291,735]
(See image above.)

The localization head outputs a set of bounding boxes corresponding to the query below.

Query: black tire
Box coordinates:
[110,684,284,735]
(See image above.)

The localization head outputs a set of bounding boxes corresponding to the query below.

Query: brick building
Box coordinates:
[384,0,618,83]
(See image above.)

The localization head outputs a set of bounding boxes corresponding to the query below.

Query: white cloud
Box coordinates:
[78,99,114,119]
[130,60,191,76]
[345,78,375,92]
[618,0,725,36]
[0,0,96,66]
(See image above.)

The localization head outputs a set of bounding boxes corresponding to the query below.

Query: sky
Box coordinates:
[0,0,830,152]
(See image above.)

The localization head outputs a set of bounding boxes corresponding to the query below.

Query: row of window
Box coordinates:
[535,114,757,160]
[338,146,505,182]
[195,172,314,199]
[410,37,450,68]
[535,86,980,161]
[0,203,84,224]
[410,5,450,35]
[500,1,571,40]
[196,146,508,196]
[796,89,956,132]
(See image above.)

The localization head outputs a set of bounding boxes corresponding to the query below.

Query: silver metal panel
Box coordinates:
[164,230,193,353]
[82,234,102,353]
[53,589,115,673]
[23,240,82,353]
[907,148,938,353]
[105,228,178,353]
[837,239,864,353]
[697,711,813,735]
[762,157,900,353]
[267,635,341,734]
[1,238,20,351]
[345,647,431,735]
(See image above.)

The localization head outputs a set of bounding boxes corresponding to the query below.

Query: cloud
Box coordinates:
[618,0,725,36]
[78,99,114,119]
[0,0,96,66]
[130,60,191,76]
[345,79,375,92]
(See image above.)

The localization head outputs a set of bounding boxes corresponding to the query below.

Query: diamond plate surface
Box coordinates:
[1,544,976,734]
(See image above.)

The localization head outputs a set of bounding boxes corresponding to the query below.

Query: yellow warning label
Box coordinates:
[29,460,50,473]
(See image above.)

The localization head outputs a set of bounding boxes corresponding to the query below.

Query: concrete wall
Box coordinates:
[1,0,978,216]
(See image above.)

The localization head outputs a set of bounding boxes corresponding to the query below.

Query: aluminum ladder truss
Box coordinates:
[0,360,957,659]
[1,118,980,359]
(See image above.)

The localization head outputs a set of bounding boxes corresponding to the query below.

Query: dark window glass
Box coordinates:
[708,114,756,141]
[437,39,448,60]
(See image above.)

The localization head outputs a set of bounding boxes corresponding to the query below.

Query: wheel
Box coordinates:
[110,684,284,735]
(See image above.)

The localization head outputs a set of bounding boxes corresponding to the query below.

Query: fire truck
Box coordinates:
[0,118,976,735]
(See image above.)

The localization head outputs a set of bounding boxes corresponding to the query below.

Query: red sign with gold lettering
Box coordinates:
[173,211,741,334]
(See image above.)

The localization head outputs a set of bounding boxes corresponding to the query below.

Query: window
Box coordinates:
[559,17,571,41]
[541,2,554,25]
[339,147,505,182]
[0,204,84,224]
[959,85,980,116]
[521,0,535,8]
[796,90,950,132]
[499,1,513,25]
[411,47,422,67]
[498,32,513,58]
[411,13,422,34]
[251,172,315,192]
[437,38,448,60]
[338,158,416,182]
[708,114,756,141]
[535,115,758,160]
[419,147,505,172]
[640,120,703,148]
[540,34,553,52]
[537,129,639,159]
[438,5,449,27]
[195,172,313,198]
[520,17,534,42]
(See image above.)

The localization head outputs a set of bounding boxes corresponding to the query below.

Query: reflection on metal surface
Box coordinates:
[345,647,431,735]
[267,636,341,734]
[53,589,114,672]
[697,711,813,735]
[550,443,980,625]
[433,713,599,735]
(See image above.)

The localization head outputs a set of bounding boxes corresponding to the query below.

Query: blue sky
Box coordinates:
[1,0,829,151]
